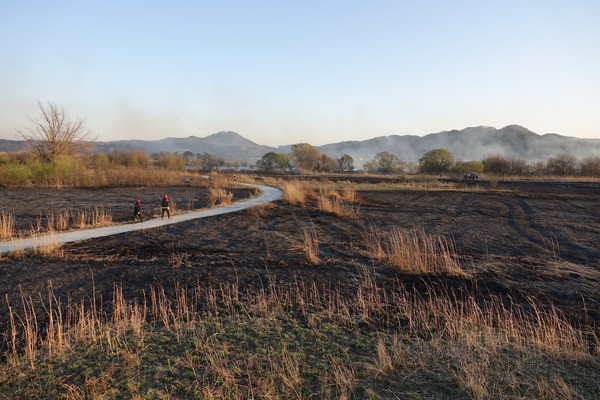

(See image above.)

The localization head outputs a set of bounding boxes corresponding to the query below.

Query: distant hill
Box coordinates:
[93,131,274,159]
[314,125,600,166]
[0,139,28,153]
[1,126,599,165]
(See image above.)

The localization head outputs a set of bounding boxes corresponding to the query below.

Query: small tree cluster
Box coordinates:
[155,152,186,170]
[259,144,353,173]
[418,149,454,174]
[482,155,527,175]
[364,152,405,173]
[257,152,292,173]
[107,150,151,168]
[481,153,599,177]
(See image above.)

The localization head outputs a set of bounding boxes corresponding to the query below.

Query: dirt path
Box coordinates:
[0,182,282,255]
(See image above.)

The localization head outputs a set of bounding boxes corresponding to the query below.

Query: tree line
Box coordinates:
[5,102,600,180]
[257,145,600,177]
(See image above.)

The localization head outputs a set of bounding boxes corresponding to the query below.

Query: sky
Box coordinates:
[1,0,599,146]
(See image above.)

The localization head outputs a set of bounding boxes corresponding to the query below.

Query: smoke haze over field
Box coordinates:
[316,125,600,166]
[2,125,598,167]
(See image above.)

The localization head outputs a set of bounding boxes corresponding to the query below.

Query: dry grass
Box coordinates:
[316,190,360,218]
[363,225,466,275]
[300,223,321,265]
[0,210,15,239]
[207,187,234,207]
[93,166,185,187]
[36,208,112,236]
[340,186,358,203]
[282,180,312,205]
[1,270,597,398]
[2,274,596,398]
[207,172,235,189]
[45,210,70,231]
[246,202,277,219]
[31,233,65,259]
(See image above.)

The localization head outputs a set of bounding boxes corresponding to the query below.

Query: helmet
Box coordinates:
[136,199,141,203]
[164,194,168,198]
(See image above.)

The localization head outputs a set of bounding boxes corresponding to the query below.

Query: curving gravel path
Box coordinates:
[0,182,282,255]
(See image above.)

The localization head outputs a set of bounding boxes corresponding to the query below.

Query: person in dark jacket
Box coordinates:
[161,194,171,219]
[133,199,143,223]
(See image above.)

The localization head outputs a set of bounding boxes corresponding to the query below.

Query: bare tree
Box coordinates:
[17,101,92,161]
[547,154,577,176]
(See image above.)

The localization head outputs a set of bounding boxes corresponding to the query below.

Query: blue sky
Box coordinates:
[1,1,599,146]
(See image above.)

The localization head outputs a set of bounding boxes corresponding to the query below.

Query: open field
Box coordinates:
[0,177,598,399]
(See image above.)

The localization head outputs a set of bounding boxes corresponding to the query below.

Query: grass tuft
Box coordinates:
[0,210,15,239]
[282,180,311,206]
[207,187,234,207]
[364,225,466,275]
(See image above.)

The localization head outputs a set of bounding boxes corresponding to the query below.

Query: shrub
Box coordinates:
[547,154,577,176]
[482,155,527,175]
[579,156,600,177]
[0,162,33,186]
[107,150,151,168]
[156,152,186,170]
[419,149,454,174]
[453,160,484,174]
[0,152,10,164]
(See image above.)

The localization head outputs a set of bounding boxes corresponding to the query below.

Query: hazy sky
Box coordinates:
[1,1,599,146]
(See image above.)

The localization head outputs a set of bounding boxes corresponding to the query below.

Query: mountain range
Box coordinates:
[2,125,599,166]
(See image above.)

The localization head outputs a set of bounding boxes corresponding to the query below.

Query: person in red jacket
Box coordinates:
[133,199,143,223]
[161,194,171,219]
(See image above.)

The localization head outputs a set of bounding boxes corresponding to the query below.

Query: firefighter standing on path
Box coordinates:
[161,194,171,219]
[133,199,143,223]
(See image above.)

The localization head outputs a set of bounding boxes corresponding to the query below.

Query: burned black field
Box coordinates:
[1,179,598,331]
[1,177,599,399]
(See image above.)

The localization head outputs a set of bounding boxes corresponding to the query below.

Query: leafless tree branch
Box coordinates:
[17,101,92,161]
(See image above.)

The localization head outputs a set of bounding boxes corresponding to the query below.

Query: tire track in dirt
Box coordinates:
[562,200,600,220]
[516,199,598,261]
[0,182,282,255]
[501,198,597,263]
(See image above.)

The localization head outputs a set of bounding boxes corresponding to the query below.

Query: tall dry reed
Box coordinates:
[363,225,465,275]
[207,187,234,207]
[282,180,311,206]
[316,190,360,218]
[0,210,15,239]
[4,273,593,369]
[300,223,321,265]
[207,172,234,189]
